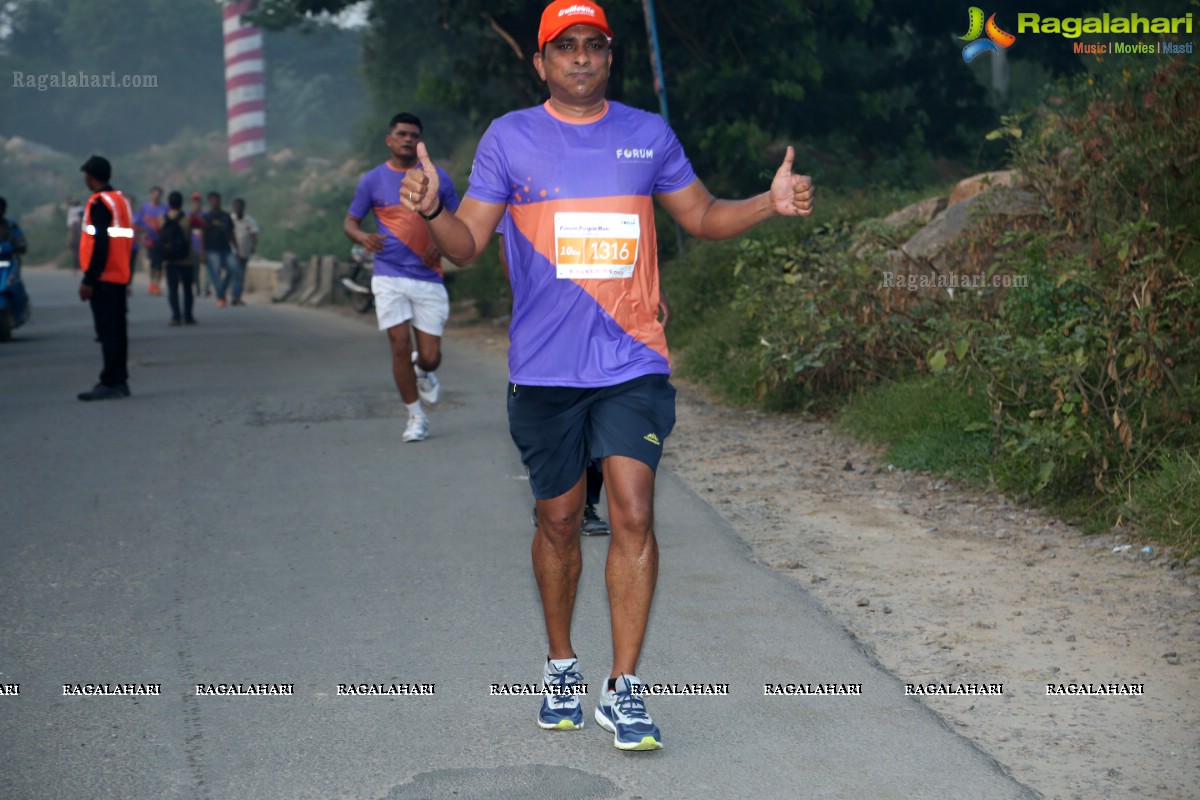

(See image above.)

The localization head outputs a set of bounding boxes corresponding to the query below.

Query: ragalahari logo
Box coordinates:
[961,7,1016,62]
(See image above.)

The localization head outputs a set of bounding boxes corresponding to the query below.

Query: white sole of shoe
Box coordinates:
[595,706,663,750]
[537,716,583,730]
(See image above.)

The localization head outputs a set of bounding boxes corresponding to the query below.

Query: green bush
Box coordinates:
[961,58,1200,517]
[731,221,928,408]
[658,236,747,397]
[662,186,951,408]
[1126,450,1200,562]
[662,58,1198,557]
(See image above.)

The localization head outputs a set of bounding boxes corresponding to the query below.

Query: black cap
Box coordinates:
[80,155,112,183]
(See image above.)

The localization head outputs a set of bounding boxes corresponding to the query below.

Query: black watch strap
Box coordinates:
[419,198,444,221]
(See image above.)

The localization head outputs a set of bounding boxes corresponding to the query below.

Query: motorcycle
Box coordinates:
[340,244,375,313]
[0,248,31,343]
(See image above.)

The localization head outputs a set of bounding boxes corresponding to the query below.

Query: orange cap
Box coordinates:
[538,1,612,49]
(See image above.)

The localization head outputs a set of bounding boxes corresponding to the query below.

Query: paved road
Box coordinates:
[1,268,1037,799]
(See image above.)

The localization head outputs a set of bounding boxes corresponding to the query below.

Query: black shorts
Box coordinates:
[508,374,677,500]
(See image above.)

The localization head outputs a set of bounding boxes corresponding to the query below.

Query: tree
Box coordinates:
[1,0,365,158]
[257,0,1112,192]
[1,0,227,156]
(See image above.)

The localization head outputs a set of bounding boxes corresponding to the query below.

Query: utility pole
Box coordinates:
[640,0,669,122]
[640,0,685,252]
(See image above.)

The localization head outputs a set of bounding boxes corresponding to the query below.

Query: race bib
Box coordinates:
[554,212,640,280]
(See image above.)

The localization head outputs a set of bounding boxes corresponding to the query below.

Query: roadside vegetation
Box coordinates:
[664,57,1200,561]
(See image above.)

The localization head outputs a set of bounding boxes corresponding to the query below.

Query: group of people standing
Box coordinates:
[134,187,259,323]
[74,156,261,400]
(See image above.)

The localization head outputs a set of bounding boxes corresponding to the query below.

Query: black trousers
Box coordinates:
[166,261,194,322]
[89,281,128,386]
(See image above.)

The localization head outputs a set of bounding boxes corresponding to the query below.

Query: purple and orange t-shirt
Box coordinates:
[469,100,697,387]
[348,161,460,283]
[138,201,167,246]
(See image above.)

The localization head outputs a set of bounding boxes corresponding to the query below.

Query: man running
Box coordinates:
[401,0,813,749]
[344,112,461,443]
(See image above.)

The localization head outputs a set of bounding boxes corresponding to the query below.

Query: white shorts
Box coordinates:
[372,275,450,335]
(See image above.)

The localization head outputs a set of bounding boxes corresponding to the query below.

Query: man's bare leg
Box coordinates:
[412,327,442,375]
[533,472,586,660]
[600,455,659,679]
[386,321,418,403]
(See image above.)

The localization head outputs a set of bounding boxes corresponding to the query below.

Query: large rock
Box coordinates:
[882,197,948,230]
[889,185,1042,279]
[850,196,949,258]
[946,170,1020,208]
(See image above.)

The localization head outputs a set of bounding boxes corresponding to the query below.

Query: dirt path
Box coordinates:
[444,314,1199,800]
[661,382,1200,800]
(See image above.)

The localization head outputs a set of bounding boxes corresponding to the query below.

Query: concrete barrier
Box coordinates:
[296,255,322,305]
[263,253,351,307]
[272,252,301,303]
[305,255,338,307]
[245,255,281,296]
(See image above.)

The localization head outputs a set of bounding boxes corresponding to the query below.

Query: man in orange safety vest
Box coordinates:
[78,155,135,401]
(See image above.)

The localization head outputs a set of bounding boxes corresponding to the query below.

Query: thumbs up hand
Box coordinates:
[400,142,442,218]
[770,146,814,217]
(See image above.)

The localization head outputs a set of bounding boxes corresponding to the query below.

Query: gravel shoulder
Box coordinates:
[450,316,1199,800]
[661,380,1200,800]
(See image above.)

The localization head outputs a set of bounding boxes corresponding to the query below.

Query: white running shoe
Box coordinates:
[595,674,663,751]
[537,658,585,730]
[417,371,440,405]
[412,351,440,405]
[402,414,429,442]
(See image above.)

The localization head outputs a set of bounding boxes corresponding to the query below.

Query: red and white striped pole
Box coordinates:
[223,0,266,172]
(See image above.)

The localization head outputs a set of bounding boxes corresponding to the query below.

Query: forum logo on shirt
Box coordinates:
[616,147,655,162]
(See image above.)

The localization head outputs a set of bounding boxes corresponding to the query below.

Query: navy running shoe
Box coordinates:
[537,658,585,730]
[595,674,663,750]
[581,504,611,536]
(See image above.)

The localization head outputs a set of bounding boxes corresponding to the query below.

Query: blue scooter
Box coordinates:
[0,237,31,342]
